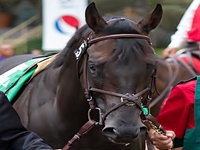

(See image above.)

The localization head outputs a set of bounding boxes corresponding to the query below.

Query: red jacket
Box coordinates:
[187,4,200,42]
[157,80,195,138]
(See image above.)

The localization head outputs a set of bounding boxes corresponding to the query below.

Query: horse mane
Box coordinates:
[50,24,91,67]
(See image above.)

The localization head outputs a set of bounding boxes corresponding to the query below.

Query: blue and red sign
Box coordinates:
[55,15,80,34]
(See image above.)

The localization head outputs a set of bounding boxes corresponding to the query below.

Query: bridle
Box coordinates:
[150,51,199,109]
[62,33,159,150]
[83,33,157,122]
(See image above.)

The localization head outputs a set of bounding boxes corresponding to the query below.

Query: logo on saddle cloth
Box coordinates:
[0,55,56,102]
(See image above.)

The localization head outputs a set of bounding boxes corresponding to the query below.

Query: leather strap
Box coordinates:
[143,115,166,135]
[150,55,180,108]
[88,34,151,45]
[62,120,96,150]
[64,33,155,149]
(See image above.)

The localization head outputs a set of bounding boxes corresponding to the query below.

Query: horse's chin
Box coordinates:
[108,137,130,146]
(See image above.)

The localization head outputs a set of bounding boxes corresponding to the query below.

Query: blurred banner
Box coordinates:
[42,0,87,51]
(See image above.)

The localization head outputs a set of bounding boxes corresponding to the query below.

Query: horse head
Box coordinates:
[78,2,163,145]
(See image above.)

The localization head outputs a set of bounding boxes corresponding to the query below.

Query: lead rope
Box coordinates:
[62,120,97,150]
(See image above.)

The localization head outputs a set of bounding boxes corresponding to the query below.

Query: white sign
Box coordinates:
[42,0,87,51]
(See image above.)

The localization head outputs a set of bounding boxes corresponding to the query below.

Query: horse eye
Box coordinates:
[89,65,97,74]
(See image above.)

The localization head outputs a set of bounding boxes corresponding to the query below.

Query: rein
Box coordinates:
[62,33,161,149]
[150,55,179,108]
[150,52,199,108]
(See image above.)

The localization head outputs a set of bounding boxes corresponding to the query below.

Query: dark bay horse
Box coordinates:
[0,3,163,149]
[4,2,200,149]
[0,2,199,149]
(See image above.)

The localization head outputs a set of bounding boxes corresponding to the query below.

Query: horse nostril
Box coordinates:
[102,127,119,139]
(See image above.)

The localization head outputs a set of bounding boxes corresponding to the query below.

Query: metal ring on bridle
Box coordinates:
[121,97,136,106]
[88,108,103,125]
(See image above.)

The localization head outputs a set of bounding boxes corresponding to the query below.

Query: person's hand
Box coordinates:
[149,129,175,150]
[162,47,179,59]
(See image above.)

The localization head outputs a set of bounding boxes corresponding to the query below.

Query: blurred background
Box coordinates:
[0,0,192,55]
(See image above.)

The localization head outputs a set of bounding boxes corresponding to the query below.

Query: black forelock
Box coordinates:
[108,39,148,63]
[52,24,92,67]
[106,31,153,63]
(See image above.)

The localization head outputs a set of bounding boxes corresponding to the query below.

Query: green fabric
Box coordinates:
[142,107,149,115]
[195,76,200,142]
[6,68,36,101]
[141,103,149,115]
[0,58,43,102]
[184,76,200,149]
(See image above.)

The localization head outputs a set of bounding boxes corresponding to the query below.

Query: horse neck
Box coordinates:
[55,49,89,118]
[150,57,195,116]
[156,57,195,91]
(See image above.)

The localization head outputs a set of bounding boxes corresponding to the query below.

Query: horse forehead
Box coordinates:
[88,39,144,63]
[88,39,116,62]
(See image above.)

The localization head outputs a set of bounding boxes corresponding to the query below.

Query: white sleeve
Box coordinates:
[168,0,200,48]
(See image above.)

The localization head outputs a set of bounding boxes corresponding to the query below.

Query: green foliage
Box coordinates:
[159,5,185,31]
[89,0,138,14]
[27,37,42,53]
[155,48,164,57]
[150,0,191,6]
[149,0,191,48]
[15,37,42,54]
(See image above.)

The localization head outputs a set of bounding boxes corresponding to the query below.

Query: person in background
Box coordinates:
[163,0,200,58]
[0,44,15,61]
[30,49,43,55]
[149,77,200,149]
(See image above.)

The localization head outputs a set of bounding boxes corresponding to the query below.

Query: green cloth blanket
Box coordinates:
[0,58,45,102]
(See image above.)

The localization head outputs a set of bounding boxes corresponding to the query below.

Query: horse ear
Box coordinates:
[85,2,107,32]
[138,4,163,34]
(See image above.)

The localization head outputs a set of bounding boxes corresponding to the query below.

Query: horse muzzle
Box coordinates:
[102,123,147,144]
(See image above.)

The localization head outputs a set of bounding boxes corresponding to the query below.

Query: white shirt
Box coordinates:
[168,0,200,48]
